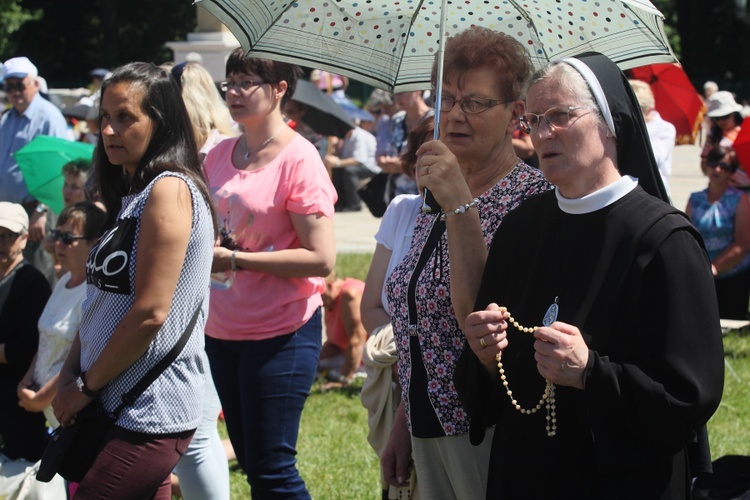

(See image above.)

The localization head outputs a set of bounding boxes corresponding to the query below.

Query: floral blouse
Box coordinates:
[385,162,551,436]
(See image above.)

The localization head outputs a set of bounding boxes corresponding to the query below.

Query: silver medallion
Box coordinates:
[543,298,559,327]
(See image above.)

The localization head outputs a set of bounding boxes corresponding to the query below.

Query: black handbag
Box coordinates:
[358,172,390,217]
[36,302,203,483]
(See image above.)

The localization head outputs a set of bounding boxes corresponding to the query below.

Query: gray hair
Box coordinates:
[525,62,605,130]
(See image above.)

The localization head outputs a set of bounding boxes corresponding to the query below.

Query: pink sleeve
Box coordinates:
[285,137,337,219]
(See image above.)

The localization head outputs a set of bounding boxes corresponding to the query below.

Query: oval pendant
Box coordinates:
[543,302,559,327]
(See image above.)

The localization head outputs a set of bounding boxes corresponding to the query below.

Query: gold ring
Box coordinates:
[480,337,487,348]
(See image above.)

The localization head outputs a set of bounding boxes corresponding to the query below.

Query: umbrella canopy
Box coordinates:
[628,63,706,145]
[732,117,750,175]
[196,0,676,92]
[13,136,95,214]
[290,79,354,137]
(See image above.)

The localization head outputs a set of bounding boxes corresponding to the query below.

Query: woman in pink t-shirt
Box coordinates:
[204,48,336,498]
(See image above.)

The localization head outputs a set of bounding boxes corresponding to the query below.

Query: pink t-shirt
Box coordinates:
[204,133,337,340]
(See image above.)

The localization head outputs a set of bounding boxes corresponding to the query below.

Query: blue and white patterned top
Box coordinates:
[689,186,750,278]
[80,172,214,433]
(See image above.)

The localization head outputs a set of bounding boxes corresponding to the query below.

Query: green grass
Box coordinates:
[707,328,750,458]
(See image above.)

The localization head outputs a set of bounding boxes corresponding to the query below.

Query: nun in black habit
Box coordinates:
[453,53,725,499]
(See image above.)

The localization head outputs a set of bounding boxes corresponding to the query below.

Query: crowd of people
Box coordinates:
[0,22,738,499]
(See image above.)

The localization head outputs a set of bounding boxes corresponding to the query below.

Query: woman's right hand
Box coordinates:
[464,303,509,370]
[382,401,412,488]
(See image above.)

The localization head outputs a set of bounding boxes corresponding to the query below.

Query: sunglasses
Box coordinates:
[50,230,86,245]
[3,81,25,93]
[707,161,734,172]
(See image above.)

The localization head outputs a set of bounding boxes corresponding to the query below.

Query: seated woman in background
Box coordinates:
[0,202,51,462]
[701,91,749,187]
[687,145,750,320]
[17,201,107,427]
[318,271,367,387]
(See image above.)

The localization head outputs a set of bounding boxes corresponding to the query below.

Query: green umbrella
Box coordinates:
[13,136,95,215]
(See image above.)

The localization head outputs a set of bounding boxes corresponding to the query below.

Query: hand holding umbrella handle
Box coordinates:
[421,188,441,213]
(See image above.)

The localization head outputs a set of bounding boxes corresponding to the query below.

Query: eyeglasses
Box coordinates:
[3,81,25,93]
[708,161,734,171]
[0,231,20,244]
[519,106,590,134]
[220,80,266,93]
[50,230,86,245]
[438,96,514,114]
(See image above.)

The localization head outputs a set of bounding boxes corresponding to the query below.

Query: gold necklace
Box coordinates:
[243,125,285,160]
[496,306,557,437]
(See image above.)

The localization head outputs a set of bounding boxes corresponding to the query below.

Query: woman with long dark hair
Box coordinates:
[53,62,216,498]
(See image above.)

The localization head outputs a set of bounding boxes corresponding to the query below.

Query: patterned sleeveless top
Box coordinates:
[80,172,214,433]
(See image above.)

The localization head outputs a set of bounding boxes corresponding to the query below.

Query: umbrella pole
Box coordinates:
[421,0,448,213]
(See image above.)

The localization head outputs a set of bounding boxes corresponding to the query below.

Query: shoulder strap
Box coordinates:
[112,300,203,418]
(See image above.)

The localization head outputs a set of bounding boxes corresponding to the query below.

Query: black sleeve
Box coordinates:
[3,267,51,367]
[582,227,725,461]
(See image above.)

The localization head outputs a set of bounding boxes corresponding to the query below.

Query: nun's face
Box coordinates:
[526,77,617,198]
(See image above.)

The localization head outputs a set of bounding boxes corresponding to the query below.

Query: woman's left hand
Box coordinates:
[52,382,92,427]
[533,322,589,390]
[416,140,473,210]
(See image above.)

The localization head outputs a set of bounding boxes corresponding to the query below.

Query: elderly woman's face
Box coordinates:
[526,77,611,197]
[439,67,519,165]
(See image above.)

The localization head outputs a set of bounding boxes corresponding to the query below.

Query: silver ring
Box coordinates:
[480,337,487,348]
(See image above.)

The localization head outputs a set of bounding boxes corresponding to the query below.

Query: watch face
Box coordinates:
[76,376,84,392]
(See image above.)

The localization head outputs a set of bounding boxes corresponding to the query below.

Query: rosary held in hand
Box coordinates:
[496,306,557,437]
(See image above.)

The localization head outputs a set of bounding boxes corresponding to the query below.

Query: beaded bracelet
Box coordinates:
[440,198,479,221]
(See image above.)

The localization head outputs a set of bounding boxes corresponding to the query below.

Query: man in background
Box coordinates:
[0,57,68,283]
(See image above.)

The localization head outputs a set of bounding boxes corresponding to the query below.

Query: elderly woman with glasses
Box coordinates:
[0,202,51,462]
[455,53,724,498]
[687,145,750,320]
[380,27,550,499]
[203,48,336,498]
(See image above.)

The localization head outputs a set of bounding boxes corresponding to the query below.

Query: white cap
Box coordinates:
[0,202,29,233]
[2,57,38,81]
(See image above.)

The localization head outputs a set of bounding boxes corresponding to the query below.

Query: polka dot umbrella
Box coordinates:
[195,0,677,93]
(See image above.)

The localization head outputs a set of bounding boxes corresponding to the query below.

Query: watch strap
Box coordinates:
[78,371,98,398]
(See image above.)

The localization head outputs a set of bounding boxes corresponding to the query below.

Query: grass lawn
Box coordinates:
[219,252,750,498]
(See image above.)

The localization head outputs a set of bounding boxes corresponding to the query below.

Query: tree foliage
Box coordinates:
[0,0,42,56]
[0,0,196,87]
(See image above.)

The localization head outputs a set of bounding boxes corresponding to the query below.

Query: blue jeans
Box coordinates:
[206,308,322,499]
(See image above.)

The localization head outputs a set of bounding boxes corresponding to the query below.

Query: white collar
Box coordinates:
[556,176,638,214]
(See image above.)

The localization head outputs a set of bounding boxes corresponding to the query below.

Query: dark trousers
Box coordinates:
[0,382,48,461]
[332,164,375,211]
[206,308,322,499]
[75,425,194,500]
[715,266,750,320]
